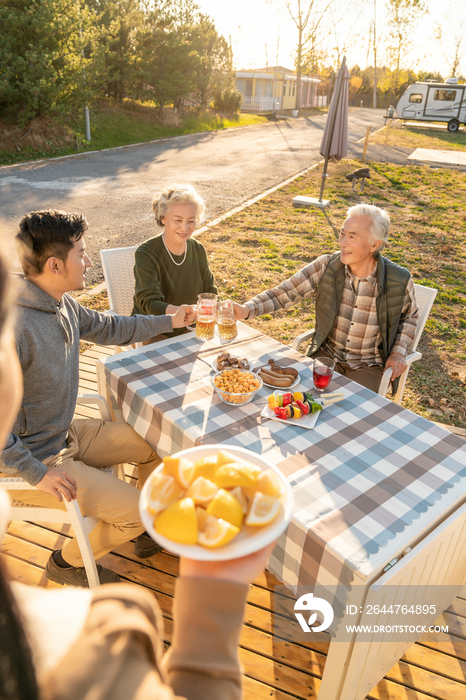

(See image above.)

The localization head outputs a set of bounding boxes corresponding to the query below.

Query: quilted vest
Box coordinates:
[308,252,410,390]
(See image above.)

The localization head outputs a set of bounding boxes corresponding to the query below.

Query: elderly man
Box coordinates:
[234,203,419,393]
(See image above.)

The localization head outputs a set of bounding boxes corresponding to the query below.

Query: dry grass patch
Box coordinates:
[197,158,466,429]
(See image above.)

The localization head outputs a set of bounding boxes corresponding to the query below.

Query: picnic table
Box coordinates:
[97,322,466,700]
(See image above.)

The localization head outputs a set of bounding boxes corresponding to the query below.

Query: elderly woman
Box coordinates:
[132,184,217,339]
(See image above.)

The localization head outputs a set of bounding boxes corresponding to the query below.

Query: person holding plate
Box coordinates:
[234,203,419,394]
[0,241,275,700]
[132,184,217,342]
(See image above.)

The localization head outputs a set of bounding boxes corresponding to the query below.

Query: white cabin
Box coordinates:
[395,78,465,132]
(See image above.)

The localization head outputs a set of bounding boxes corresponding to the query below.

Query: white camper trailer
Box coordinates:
[395,78,465,132]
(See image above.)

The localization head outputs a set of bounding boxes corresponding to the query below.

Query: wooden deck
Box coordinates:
[2,344,466,700]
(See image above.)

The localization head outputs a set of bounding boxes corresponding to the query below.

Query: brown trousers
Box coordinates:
[3,419,160,567]
[309,349,384,393]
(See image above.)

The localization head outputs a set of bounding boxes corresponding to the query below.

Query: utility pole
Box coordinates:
[79,15,91,141]
[273,35,279,115]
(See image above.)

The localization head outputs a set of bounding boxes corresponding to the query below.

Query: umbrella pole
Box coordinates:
[319,156,329,202]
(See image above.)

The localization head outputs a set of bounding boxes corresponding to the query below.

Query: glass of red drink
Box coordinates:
[313,357,335,392]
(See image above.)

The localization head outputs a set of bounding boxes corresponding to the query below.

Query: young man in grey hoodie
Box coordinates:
[0,210,195,586]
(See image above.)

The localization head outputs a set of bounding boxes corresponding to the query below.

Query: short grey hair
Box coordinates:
[152,184,205,227]
[346,203,390,252]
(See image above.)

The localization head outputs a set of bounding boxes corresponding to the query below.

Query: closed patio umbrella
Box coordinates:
[317,55,350,203]
[292,56,350,209]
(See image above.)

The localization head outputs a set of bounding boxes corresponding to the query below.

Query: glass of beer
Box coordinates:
[217,299,238,343]
[195,293,218,341]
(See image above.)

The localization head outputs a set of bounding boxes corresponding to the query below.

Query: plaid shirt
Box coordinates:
[245,254,419,369]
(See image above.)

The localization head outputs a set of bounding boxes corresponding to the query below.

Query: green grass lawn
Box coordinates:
[373,121,466,151]
[0,101,268,166]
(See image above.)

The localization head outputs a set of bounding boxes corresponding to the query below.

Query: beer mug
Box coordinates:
[217,299,238,343]
[195,293,217,341]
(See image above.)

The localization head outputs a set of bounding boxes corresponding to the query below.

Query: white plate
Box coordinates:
[211,355,256,372]
[260,402,322,430]
[255,367,301,389]
[139,445,294,561]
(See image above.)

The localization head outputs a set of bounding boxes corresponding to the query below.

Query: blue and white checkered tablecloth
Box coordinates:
[101,329,466,597]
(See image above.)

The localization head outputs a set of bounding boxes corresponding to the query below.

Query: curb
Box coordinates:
[0,120,279,172]
[77,120,386,300]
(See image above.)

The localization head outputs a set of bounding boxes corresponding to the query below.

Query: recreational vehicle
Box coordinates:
[395,78,465,132]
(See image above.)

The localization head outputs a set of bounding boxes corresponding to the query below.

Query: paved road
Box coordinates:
[0,108,386,285]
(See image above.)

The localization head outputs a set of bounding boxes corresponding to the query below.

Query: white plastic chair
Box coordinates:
[100,246,138,317]
[1,393,122,589]
[99,246,140,353]
[292,283,438,405]
[2,478,101,588]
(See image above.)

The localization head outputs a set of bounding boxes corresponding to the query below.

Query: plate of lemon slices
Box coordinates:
[139,444,294,561]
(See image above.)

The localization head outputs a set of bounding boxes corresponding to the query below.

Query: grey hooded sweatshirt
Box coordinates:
[1,279,173,485]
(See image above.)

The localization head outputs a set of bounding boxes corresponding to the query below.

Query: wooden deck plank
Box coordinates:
[3,342,466,700]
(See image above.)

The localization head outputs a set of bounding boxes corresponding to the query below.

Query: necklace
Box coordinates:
[162,233,187,266]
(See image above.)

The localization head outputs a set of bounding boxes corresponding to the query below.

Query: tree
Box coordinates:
[385,0,425,98]
[281,0,333,111]
[449,20,465,77]
[188,15,236,110]
[348,76,362,100]
[0,0,103,123]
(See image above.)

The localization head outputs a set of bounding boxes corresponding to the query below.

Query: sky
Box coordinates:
[196,0,465,79]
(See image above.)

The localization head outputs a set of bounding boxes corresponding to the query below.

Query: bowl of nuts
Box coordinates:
[212,368,263,405]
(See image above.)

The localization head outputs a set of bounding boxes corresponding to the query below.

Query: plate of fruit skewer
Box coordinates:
[260,390,345,429]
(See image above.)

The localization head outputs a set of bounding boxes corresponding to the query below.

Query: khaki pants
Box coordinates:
[309,349,384,393]
[3,419,161,567]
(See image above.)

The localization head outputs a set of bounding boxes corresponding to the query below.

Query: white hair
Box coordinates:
[346,203,390,252]
[152,184,205,227]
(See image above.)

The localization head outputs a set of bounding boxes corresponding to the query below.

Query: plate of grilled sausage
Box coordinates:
[255,360,300,389]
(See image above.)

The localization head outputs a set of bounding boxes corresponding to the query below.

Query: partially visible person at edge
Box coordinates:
[0,209,195,587]
[0,244,277,700]
[234,203,419,394]
[132,184,218,342]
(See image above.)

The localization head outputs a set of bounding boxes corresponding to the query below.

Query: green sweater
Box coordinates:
[132,234,217,338]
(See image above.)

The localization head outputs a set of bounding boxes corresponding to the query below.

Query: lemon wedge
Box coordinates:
[197,515,240,548]
[214,462,261,488]
[147,473,185,514]
[195,506,210,531]
[190,455,219,483]
[206,488,244,528]
[245,492,282,527]
[216,449,242,467]
[186,476,218,506]
[228,486,249,514]
[162,456,194,488]
[155,497,197,544]
[243,469,285,500]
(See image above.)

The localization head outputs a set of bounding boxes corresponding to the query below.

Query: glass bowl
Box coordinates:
[211,368,263,405]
